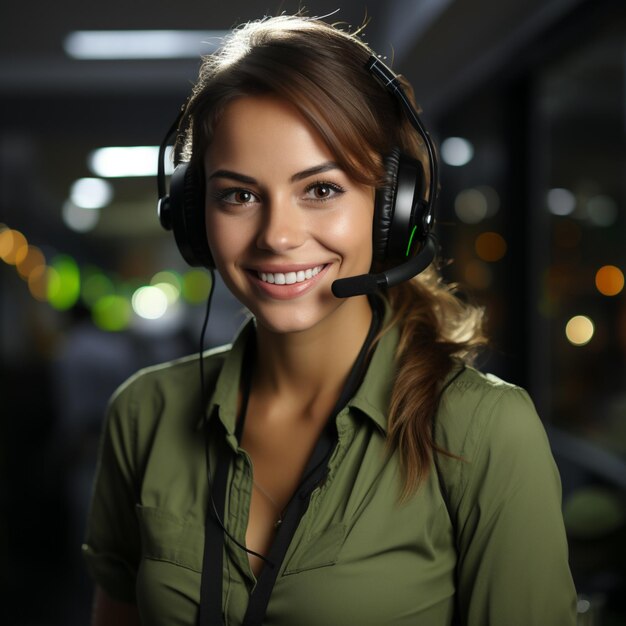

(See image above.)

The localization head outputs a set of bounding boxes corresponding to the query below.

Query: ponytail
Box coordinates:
[383,266,487,501]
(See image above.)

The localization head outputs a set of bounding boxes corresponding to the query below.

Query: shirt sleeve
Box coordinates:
[81,381,142,603]
[454,386,578,626]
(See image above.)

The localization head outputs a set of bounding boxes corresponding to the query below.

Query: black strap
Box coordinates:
[198,415,231,626]
[198,336,257,626]
[241,423,335,625]
[199,299,383,626]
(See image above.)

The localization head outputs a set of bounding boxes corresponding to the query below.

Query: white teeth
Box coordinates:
[257,265,324,285]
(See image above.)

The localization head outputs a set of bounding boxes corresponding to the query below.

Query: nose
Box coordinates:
[256,194,306,253]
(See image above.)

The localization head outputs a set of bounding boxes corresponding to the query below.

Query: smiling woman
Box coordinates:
[204,95,374,334]
[82,13,577,626]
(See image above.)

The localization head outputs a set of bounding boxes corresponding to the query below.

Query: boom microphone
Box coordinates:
[331,234,436,298]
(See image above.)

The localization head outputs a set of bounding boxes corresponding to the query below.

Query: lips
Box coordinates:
[246,263,330,300]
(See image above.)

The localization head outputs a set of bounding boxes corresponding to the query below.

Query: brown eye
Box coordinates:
[305,181,345,202]
[216,188,259,205]
[234,190,254,203]
[313,184,332,199]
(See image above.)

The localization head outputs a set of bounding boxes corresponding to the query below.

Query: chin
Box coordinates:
[247,296,343,336]
[255,307,330,336]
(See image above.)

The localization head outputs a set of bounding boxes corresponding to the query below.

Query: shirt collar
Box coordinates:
[202,320,254,436]
[347,302,397,434]
[202,301,399,436]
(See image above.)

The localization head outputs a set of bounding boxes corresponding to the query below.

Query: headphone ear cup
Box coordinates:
[373,148,401,263]
[169,163,214,268]
[375,148,430,264]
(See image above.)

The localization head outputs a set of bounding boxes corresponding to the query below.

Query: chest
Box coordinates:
[239,410,330,577]
[135,421,458,626]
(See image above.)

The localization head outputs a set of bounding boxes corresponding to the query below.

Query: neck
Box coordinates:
[253,295,374,406]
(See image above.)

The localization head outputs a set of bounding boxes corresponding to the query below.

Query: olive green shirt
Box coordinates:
[82,318,577,625]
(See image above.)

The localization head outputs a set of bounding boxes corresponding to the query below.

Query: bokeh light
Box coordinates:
[154,282,180,305]
[595,265,624,296]
[151,271,182,305]
[132,285,169,319]
[564,487,626,538]
[82,269,116,307]
[151,270,182,289]
[0,229,27,265]
[0,227,12,259]
[28,265,50,301]
[440,137,474,166]
[475,232,507,262]
[88,146,173,178]
[69,177,113,209]
[547,188,576,216]
[62,200,100,232]
[47,255,81,310]
[586,194,618,226]
[464,259,493,289]
[182,269,212,304]
[565,315,594,346]
[92,295,132,331]
[478,185,501,217]
[16,245,46,279]
[454,188,488,224]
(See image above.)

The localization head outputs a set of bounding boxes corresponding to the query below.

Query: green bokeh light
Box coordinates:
[563,487,626,538]
[151,270,182,289]
[47,255,81,310]
[92,294,132,332]
[182,270,212,304]
[82,268,115,307]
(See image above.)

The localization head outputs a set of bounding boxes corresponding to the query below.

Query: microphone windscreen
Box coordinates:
[332,273,380,298]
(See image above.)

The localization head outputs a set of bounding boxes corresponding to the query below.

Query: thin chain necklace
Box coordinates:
[252,480,285,529]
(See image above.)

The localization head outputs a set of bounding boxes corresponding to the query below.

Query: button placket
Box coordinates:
[226,451,255,583]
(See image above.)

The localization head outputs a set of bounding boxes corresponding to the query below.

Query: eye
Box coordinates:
[214,188,259,206]
[304,181,345,202]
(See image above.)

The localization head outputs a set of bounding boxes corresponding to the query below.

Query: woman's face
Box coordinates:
[204,94,375,335]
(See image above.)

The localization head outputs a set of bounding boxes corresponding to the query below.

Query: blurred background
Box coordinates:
[1,0,625,624]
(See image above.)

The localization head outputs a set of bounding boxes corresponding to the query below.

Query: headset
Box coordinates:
[157,55,439,298]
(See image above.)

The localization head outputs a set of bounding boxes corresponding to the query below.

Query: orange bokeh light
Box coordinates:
[17,245,46,279]
[0,229,15,261]
[0,229,27,265]
[475,231,507,262]
[595,265,624,297]
[28,265,50,301]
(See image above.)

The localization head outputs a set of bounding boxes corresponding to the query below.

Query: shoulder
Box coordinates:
[434,364,557,508]
[437,368,576,623]
[102,344,232,447]
[109,343,230,408]
[435,364,544,458]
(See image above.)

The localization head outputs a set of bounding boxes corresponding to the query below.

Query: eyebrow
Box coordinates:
[206,161,341,185]
[291,161,340,182]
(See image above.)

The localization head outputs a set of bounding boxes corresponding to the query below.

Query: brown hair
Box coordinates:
[181,15,487,500]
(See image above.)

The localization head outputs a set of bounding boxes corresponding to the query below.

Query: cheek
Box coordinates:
[205,211,249,265]
[322,202,374,264]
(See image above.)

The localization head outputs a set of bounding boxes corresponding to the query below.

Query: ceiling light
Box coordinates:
[88,146,174,178]
[70,177,113,209]
[64,30,226,60]
[62,200,100,232]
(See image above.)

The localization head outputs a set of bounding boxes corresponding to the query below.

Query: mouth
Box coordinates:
[256,264,326,286]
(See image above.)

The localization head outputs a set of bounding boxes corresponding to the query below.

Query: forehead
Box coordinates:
[204,95,336,173]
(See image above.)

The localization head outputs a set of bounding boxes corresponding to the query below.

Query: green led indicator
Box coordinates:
[405,226,417,257]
